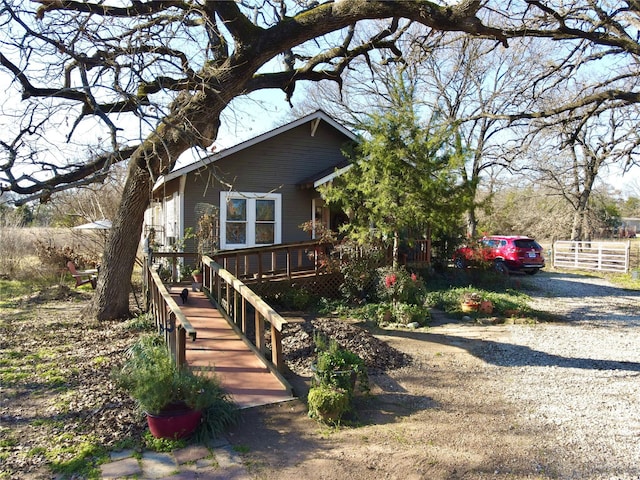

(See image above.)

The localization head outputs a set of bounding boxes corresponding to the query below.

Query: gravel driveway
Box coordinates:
[222,270,640,480]
[482,271,640,479]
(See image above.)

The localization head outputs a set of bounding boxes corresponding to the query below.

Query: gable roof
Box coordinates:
[156,110,356,187]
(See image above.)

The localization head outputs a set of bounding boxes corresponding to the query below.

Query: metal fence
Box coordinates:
[553,240,630,273]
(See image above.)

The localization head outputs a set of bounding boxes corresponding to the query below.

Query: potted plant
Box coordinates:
[192,268,203,283]
[307,384,350,424]
[460,291,482,313]
[312,334,369,394]
[308,334,369,424]
[114,334,237,439]
[191,268,203,291]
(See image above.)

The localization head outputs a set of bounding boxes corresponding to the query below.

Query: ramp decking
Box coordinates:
[171,289,295,409]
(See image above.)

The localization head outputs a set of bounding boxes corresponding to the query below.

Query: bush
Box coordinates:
[313,334,369,398]
[34,240,96,271]
[390,302,431,325]
[286,286,314,310]
[375,266,426,305]
[262,284,316,311]
[307,385,350,424]
[336,241,387,302]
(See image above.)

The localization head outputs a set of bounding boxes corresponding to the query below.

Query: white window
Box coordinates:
[220,192,281,249]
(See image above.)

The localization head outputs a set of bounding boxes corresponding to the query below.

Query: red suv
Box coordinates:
[453,235,545,275]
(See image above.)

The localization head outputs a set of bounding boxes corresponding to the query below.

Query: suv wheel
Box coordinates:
[494,260,509,275]
[454,257,467,269]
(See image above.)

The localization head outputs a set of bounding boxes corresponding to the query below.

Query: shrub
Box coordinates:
[390,302,431,326]
[375,266,426,305]
[287,286,313,310]
[307,385,350,424]
[313,334,369,397]
[262,284,316,311]
[336,241,386,302]
[34,239,96,270]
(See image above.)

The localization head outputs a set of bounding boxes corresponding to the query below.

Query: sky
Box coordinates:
[2,61,640,201]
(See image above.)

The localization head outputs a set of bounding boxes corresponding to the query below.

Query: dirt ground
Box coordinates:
[227,316,553,480]
[3,273,628,479]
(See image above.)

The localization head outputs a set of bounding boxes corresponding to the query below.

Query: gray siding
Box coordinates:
[182,119,351,249]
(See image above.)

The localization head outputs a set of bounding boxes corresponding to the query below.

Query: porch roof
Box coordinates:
[297,160,352,189]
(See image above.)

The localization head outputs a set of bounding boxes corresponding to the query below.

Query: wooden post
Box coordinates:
[255,310,265,354]
[242,297,247,334]
[233,290,238,325]
[216,271,222,305]
[167,312,177,363]
[177,326,186,367]
[271,323,284,372]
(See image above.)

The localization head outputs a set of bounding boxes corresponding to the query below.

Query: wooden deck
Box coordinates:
[170,288,295,409]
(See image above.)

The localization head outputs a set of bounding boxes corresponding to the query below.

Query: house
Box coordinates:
[145,110,355,253]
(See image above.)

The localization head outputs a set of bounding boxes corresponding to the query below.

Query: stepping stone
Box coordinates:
[100,457,141,479]
[174,445,211,465]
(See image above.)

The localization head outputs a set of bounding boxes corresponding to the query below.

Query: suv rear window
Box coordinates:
[514,239,541,249]
[482,239,501,248]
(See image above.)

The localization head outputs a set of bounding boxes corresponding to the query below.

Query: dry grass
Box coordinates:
[0,227,111,283]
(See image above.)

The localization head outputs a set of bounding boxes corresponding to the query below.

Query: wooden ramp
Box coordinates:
[171,289,295,409]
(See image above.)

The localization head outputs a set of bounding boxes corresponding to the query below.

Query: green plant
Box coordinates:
[376,266,426,305]
[157,265,172,283]
[313,336,369,397]
[390,302,431,325]
[336,241,387,302]
[180,263,195,278]
[123,313,155,332]
[307,385,350,424]
[143,432,186,452]
[276,285,314,310]
[114,334,235,414]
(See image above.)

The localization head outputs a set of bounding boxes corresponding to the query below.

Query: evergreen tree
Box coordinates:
[321,74,470,266]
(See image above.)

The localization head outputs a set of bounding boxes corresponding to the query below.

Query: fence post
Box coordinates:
[598,244,603,270]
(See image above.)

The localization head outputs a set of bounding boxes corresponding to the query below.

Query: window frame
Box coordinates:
[220,191,282,249]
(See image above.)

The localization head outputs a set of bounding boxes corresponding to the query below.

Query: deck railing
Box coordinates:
[201,254,300,377]
[212,240,329,281]
[145,265,197,367]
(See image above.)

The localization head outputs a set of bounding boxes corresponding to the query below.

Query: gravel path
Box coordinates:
[482,272,640,479]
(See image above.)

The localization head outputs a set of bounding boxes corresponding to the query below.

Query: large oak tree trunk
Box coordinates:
[91,95,225,320]
[91,162,153,320]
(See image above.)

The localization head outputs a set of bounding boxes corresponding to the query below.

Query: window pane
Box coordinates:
[226,223,246,244]
[227,199,246,221]
[256,200,275,221]
[255,224,274,244]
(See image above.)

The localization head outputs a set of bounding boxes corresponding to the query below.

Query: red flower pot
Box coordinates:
[146,405,202,439]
